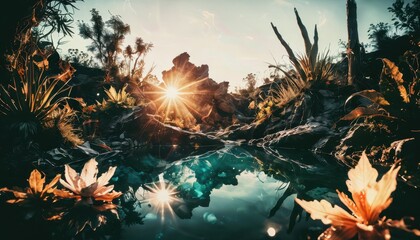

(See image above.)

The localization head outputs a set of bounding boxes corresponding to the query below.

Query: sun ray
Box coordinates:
[139,174,179,222]
[142,74,216,128]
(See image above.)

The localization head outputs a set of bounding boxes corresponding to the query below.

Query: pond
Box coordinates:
[122,146,333,240]
[1,145,418,240]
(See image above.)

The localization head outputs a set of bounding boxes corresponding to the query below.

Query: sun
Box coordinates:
[143,76,212,128]
[165,86,180,100]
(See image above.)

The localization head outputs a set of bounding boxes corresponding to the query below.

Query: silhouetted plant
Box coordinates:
[121,38,154,81]
[78,9,130,75]
[0,43,81,146]
[253,8,336,124]
[368,22,394,50]
[65,48,96,67]
[388,0,420,35]
[78,9,155,92]
[341,57,419,124]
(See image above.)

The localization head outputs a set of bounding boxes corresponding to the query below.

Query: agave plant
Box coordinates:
[270,8,336,85]
[256,8,336,124]
[96,85,136,110]
[0,50,76,143]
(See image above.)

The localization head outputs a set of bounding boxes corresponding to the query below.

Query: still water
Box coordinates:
[2,145,417,240]
[119,146,343,240]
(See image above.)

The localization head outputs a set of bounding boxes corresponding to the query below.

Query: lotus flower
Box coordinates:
[0,169,61,204]
[296,152,401,239]
[56,158,122,203]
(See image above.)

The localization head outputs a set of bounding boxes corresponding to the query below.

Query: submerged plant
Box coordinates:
[55,158,122,204]
[296,152,419,239]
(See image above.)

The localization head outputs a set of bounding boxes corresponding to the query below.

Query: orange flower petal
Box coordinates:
[295,198,358,226]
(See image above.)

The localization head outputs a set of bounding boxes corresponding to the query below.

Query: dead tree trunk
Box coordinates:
[346,0,362,87]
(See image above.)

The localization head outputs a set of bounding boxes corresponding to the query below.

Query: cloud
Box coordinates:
[123,0,137,14]
[200,10,222,39]
[202,10,217,31]
[273,0,293,6]
[318,11,327,27]
[245,35,254,41]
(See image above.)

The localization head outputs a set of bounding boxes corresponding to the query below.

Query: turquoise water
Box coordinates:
[2,145,417,240]
[119,146,344,240]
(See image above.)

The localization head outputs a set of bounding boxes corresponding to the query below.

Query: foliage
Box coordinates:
[0,169,61,204]
[121,38,154,82]
[296,152,420,239]
[65,48,95,67]
[253,8,336,124]
[78,9,155,92]
[242,73,258,96]
[251,76,307,123]
[44,104,84,146]
[80,85,138,138]
[342,57,419,122]
[32,0,83,38]
[271,8,325,84]
[368,22,393,50]
[0,48,78,143]
[78,8,130,72]
[388,0,420,35]
[96,85,136,110]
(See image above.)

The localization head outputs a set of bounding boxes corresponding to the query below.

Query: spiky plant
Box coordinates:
[252,8,337,124]
[269,75,307,107]
[270,8,336,91]
[0,49,76,144]
[44,104,83,146]
[96,85,136,110]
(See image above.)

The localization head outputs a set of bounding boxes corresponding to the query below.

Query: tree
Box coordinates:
[243,73,257,93]
[368,22,393,50]
[65,48,95,67]
[78,9,130,75]
[388,0,420,35]
[346,0,362,87]
[122,38,153,80]
[0,0,81,81]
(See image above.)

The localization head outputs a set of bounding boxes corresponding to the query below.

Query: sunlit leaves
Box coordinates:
[0,169,61,204]
[380,58,410,103]
[0,159,123,234]
[58,158,122,203]
[295,152,420,239]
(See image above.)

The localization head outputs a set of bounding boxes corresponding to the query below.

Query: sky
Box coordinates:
[60,0,397,91]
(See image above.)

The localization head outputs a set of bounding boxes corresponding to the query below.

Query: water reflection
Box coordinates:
[0,146,345,240]
[122,146,342,240]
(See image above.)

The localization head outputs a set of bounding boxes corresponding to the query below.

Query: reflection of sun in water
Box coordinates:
[267,227,276,237]
[141,174,179,221]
